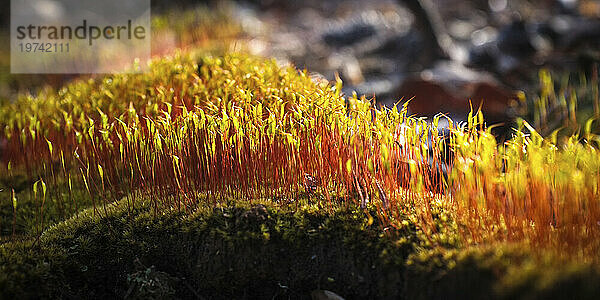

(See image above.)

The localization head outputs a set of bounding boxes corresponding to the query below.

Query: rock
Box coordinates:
[449,20,477,41]
[321,8,413,49]
[557,0,579,13]
[363,30,423,63]
[354,75,403,103]
[311,290,345,300]
[467,42,498,69]
[561,18,600,50]
[397,77,461,117]
[471,26,498,47]
[322,19,377,47]
[496,20,536,59]
[396,61,516,123]
[534,20,563,47]
[467,20,540,74]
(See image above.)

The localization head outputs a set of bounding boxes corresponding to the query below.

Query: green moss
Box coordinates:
[1,199,598,299]
[404,245,600,300]
[0,200,417,298]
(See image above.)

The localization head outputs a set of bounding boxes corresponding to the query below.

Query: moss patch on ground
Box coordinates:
[1,199,599,299]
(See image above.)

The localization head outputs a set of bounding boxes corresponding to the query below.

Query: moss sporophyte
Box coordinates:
[1,51,600,263]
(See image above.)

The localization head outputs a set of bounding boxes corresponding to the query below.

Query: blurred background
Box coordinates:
[1,0,599,136]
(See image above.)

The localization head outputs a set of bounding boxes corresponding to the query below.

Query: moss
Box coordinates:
[1,200,599,299]
[0,201,417,298]
[404,245,600,300]
[0,240,70,298]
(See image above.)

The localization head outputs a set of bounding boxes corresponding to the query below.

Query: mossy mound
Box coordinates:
[405,246,600,300]
[0,201,417,299]
[1,200,600,299]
